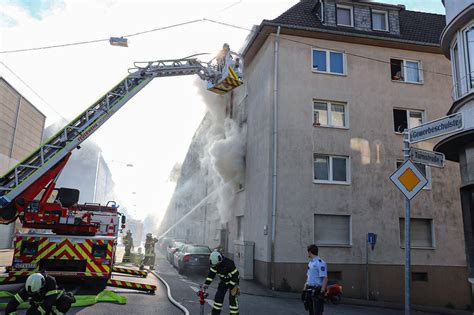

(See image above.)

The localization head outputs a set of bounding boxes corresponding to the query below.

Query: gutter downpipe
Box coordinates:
[270,26,281,290]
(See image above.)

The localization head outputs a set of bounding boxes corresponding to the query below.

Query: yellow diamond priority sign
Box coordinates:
[390,160,428,200]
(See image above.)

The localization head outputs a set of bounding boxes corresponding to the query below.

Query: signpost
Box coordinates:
[390,113,463,315]
[409,112,463,143]
[366,233,377,300]
[410,148,445,168]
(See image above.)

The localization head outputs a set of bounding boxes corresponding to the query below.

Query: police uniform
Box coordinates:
[205,256,240,315]
[306,256,327,315]
[5,274,75,315]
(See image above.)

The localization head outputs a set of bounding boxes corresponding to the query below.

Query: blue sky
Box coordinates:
[381,0,444,14]
[4,0,64,19]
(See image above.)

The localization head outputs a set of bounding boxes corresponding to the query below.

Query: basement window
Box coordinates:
[412,272,428,282]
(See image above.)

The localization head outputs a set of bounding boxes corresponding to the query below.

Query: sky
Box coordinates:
[0,0,445,222]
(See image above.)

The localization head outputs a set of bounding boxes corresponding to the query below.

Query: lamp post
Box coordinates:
[93,152,134,203]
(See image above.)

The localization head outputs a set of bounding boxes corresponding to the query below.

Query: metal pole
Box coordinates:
[403,129,411,315]
[366,234,369,300]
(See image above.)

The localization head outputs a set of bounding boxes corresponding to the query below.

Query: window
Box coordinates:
[390,59,423,83]
[237,215,243,240]
[314,214,351,246]
[336,5,353,27]
[452,42,462,98]
[312,49,345,75]
[396,160,431,189]
[412,272,428,282]
[314,154,350,184]
[399,218,435,248]
[465,26,474,89]
[313,101,347,128]
[372,10,388,31]
[393,109,424,133]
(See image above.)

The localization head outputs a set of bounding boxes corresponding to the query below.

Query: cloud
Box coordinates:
[0,12,17,27]
[5,0,65,20]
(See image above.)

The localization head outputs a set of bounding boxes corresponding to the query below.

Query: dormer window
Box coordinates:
[336,5,353,27]
[372,10,388,31]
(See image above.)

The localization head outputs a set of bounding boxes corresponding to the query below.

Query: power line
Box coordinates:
[0,62,67,120]
[0,19,203,54]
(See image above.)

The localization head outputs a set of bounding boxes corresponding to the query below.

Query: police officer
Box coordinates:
[303,244,328,315]
[6,272,75,315]
[203,251,240,315]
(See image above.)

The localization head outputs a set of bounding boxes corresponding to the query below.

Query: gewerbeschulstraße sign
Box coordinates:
[409,112,463,143]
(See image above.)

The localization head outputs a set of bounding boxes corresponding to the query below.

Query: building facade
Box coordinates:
[434,0,474,307]
[0,77,46,248]
[232,0,469,308]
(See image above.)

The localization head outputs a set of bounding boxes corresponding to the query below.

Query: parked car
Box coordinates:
[158,237,173,253]
[167,240,185,265]
[174,244,212,275]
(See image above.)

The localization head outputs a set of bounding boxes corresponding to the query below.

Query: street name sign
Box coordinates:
[409,148,445,168]
[409,112,463,143]
[389,160,428,200]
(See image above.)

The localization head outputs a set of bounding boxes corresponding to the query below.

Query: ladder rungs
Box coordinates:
[19,165,39,170]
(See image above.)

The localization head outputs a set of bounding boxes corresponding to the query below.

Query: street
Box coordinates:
[152,253,438,315]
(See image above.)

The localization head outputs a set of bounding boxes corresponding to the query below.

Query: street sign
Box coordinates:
[409,112,463,143]
[410,148,445,168]
[367,233,377,250]
[389,160,428,200]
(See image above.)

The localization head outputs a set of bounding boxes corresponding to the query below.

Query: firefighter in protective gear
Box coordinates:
[6,273,75,315]
[203,251,240,315]
[122,229,134,263]
[142,233,158,270]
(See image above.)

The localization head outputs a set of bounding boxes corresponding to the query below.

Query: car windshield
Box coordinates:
[188,246,211,254]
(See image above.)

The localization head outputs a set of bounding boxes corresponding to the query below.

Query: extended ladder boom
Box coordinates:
[0,58,223,223]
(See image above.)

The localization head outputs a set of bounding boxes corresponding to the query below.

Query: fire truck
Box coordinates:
[0,50,243,293]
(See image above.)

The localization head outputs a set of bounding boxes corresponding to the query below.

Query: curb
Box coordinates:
[342,298,471,315]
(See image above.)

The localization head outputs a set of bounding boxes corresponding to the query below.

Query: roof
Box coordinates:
[243,0,446,61]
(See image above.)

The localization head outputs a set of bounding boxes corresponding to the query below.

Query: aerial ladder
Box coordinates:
[0,52,243,292]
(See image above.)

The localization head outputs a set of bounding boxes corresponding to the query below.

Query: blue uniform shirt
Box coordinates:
[306,256,327,287]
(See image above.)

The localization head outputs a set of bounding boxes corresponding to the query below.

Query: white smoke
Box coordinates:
[194,79,247,225]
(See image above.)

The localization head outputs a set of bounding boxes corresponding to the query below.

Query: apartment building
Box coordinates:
[0,77,46,248]
[229,0,469,308]
[435,0,474,307]
[157,0,470,308]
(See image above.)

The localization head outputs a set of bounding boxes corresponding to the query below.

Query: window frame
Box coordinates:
[462,22,474,91]
[313,154,351,185]
[311,48,347,76]
[390,58,424,84]
[399,217,436,250]
[336,4,354,27]
[396,159,432,190]
[313,100,349,129]
[393,108,425,134]
[451,39,463,99]
[371,9,389,32]
[313,213,352,247]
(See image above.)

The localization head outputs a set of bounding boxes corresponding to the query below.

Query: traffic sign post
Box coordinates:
[366,232,377,301]
[390,113,463,315]
[410,148,445,168]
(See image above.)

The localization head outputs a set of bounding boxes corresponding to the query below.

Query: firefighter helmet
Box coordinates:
[210,251,223,266]
[25,273,45,294]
